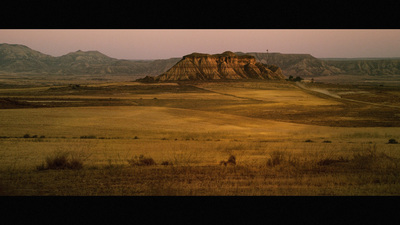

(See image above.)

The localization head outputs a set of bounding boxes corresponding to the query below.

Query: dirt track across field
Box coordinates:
[295,82,400,109]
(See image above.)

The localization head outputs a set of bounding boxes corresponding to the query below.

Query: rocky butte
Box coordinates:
[141,51,286,82]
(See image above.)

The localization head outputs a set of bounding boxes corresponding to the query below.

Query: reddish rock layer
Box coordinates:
[155,51,286,81]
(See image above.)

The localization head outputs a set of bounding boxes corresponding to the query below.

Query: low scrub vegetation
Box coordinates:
[36,151,84,170]
[260,144,400,177]
[127,155,156,166]
[266,150,299,168]
[80,135,97,139]
[23,134,45,139]
[161,161,173,166]
[219,155,236,166]
[287,75,304,82]
[2,139,400,195]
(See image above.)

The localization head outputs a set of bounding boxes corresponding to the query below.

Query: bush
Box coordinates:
[23,134,30,138]
[36,163,46,171]
[220,155,236,166]
[267,151,285,167]
[388,139,398,144]
[67,157,84,170]
[266,151,299,168]
[46,152,69,169]
[80,135,97,139]
[317,156,349,166]
[348,144,398,171]
[287,76,304,82]
[161,161,173,166]
[37,151,84,170]
[127,155,156,166]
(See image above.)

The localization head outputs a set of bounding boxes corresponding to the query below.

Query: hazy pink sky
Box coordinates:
[1,29,400,59]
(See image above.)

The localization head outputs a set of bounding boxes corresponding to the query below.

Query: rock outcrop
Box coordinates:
[154,51,286,81]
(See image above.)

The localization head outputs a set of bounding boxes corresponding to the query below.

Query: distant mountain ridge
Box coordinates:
[241,52,400,76]
[0,43,180,76]
[1,43,400,78]
[321,58,400,75]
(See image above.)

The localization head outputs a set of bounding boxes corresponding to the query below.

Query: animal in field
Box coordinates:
[220,155,236,166]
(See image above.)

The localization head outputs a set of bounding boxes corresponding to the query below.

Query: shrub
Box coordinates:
[127,155,156,166]
[161,161,173,166]
[44,152,69,169]
[37,151,84,170]
[267,151,285,167]
[388,139,398,144]
[36,163,47,171]
[266,151,299,168]
[220,155,236,166]
[23,134,30,138]
[348,144,398,171]
[317,156,349,166]
[80,135,97,139]
[287,76,304,82]
[67,157,84,170]
[227,155,236,164]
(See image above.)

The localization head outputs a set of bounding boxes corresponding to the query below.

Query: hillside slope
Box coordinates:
[0,43,54,73]
[323,59,400,75]
[242,52,344,76]
[0,43,179,76]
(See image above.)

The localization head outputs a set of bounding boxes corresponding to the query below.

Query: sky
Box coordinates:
[1,29,400,60]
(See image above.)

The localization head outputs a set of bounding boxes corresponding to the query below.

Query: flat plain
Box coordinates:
[1,76,400,195]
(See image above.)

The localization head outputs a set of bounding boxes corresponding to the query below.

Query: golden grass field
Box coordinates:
[1,79,400,195]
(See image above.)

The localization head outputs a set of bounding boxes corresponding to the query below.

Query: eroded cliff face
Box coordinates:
[155,51,286,81]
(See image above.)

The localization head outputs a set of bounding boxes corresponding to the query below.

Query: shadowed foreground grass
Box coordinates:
[1,141,400,196]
